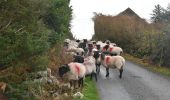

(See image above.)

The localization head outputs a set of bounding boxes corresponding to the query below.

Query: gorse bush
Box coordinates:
[0,0,72,99]
[0,0,49,70]
[0,0,72,70]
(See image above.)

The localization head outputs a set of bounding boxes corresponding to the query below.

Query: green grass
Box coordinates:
[82,78,100,100]
[123,53,170,76]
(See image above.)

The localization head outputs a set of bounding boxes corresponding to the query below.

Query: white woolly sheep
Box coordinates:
[83,56,97,81]
[64,41,84,56]
[100,53,125,78]
[58,62,86,88]
[64,39,79,48]
[104,40,111,44]
[107,45,123,56]
[67,47,84,56]
[110,43,117,47]
[96,41,108,53]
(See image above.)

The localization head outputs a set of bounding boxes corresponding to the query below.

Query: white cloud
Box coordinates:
[70,0,170,40]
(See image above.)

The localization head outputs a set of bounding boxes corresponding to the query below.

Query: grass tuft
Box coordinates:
[82,78,100,100]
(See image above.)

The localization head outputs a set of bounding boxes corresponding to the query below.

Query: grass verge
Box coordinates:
[123,53,170,76]
[82,77,100,100]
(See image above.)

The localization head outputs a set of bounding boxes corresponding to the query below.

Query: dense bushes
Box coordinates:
[93,15,158,57]
[0,0,72,71]
[0,0,72,99]
[151,24,170,66]
[93,5,170,67]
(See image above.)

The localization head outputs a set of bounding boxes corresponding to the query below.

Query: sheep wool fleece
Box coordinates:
[68,62,86,80]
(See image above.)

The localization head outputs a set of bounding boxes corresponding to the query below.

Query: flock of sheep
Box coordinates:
[58,38,125,88]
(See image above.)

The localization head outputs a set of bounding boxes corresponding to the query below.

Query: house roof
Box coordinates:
[118,7,141,19]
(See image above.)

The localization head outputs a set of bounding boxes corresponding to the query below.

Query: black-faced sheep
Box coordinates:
[100,53,125,78]
[58,62,86,88]
[73,55,84,63]
[93,51,101,74]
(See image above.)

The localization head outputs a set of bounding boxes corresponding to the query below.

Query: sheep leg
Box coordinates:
[96,64,100,74]
[94,73,97,81]
[78,78,83,87]
[78,79,81,87]
[73,80,76,89]
[70,81,73,88]
[119,67,123,78]
[81,78,84,87]
[98,65,101,74]
[106,68,109,77]
[90,73,93,80]
[81,52,84,56]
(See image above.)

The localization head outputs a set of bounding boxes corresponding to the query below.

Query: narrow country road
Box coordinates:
[96,61,170,100]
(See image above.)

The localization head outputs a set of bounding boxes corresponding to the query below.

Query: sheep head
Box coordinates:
[73,55,84,63]
[92,41,96,44]
[93,51,100,59]
[64,42,69,47]
[103,44,109,50]
[100,53,105,60]
[58,64,70,78]
[96,45,100,50]
[76,39,80,43]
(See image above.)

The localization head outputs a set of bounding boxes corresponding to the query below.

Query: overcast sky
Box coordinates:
[70,0,170,40]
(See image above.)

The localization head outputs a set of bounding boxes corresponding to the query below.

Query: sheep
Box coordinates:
[93,51,101,74]
[110,43,117,47]
[73,55,84,63]
[107,45,123,56]
[96,44,101,51]
[92,41,96,45]
[100,53,125,78]
[101,44,111,55]
[85,43,94,57]
[83,56,97,81]
[78,39,90,55]
[64,41,84,56]
[64,38,71,43]
[68,47,84,56]
[64,39,79,48]
[76,39,80,43]
[78,42,86,50]
[58,62,86,88]
[104,40,111,44]
[96,41,108,52]
[64,39,86,55]
[98,42,122,56]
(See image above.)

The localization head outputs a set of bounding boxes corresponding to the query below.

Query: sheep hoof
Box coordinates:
[106,74,109,77]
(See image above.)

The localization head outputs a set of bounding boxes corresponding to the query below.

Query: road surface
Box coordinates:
[96,61,170,100]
